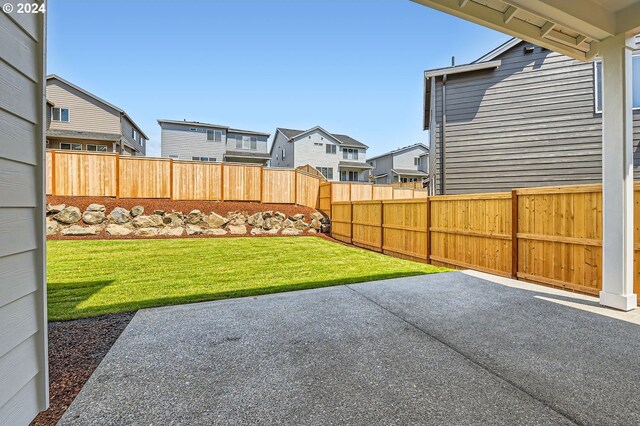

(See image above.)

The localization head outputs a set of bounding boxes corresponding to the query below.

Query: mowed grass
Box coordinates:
[47,237,448,320]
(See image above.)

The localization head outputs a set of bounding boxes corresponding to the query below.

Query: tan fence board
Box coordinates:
[54,151,117,197]
[263,169,295,204]
[296,172,321,208]
[172,161,222,200]
[119,157,171,198]
[352,201,382,251]
[223,164,262,201]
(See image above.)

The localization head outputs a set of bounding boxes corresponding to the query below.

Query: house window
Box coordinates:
[281,148,286,160]
[400,177,418,183]
[87,144,108,152]
[343,148,358,160]
[414,157,420,166]
[370,160,376,168]
[595,56,640,112]
[326,144,336,154]
[192,156,216,162]
[340,170,359,182]
[316,167,333,179]
[132,129,136,140]
[207,129,223,142]
[314,142,323,146]
[51,107,69,122]
[60,143,82,151]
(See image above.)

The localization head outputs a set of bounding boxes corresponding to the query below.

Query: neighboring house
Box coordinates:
[46,75,148,156]
[159,119,271,165]
[1,10,48,425]
[367,143,429,184]
[424,37,640,195]
[269,126,372,181]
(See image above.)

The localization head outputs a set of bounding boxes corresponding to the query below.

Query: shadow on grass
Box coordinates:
[48,271,446,321]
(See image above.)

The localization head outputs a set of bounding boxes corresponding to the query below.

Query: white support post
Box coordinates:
[599,33,637,311]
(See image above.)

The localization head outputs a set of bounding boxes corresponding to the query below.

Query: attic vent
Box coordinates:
[523,46,535,54]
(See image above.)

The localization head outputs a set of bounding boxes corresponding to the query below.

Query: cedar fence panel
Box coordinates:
[350,183,373,201]
[331,183,352,202]
[429,192,512,277]
[223,164,262,201]
[263,169,296,204]
[118,157,171,198]
[516,184,603,295]
[413,189,429,199]
[372,185,393,200]
[319,182,332,214]
[296,172,321,208]
[382,199,429,262]
[352,201,383,251]
[331,202,352,243]
[172,161,222,201]
[54,150,117,197]
[392,188,414,199]
[45,150,52,195]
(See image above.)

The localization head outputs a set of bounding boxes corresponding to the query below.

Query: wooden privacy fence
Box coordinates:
[46,150,322,208]
[330,183,640,299]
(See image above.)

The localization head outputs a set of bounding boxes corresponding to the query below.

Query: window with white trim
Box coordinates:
[316,167,333,179]
[281,148,286,160]
[343,148,358,160]
[326,144,336,154]
[414,157,420,166]
[51,107,69,122]
[595,56,640,112]
[60,143,82,151]
[340,170,359,182]
[87,144,108,152]
[192,156,216,162]
[207,129,223,142]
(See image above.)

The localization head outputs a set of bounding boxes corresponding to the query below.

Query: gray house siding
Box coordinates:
[429,40,640,195]
[120,116,146,155]
[368,145,428,184]
[270,131,295,168]
[0,5,48,425]
[370,154,393,183]
[160,123,227,161]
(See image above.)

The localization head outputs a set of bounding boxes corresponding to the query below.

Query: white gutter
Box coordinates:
[424,59,502,78]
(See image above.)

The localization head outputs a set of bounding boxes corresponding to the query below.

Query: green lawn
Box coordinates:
[47,237,447,320]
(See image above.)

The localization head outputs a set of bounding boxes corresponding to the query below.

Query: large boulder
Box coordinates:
[61,225,100,236]
[186,210,204,225]
[186,225,205,235]
[250,227,264,236]
[247,212,264,228]
[311,218,322,230]
[159,227,184,237]
[262,218,275,230]
[289,213,305,221]
[108,207,131,224]
[282,228,302,236]
[262,211,273,219]
[46,203,65,214]
[86,203,106,212]
[105,224,134,236]
[46,218,59,236]
[163,213,184,227]
[227,212,247,225]
[82,210,106,225]
[294,221,309,230]
[132,214,164,228]
[130,205,144,217]
[228,224,247,235]
[274,212,286,221]
[282,219,294,229]
[310,211,324,222]
[203,212,228,229]
[203,228,227,236]
[154,210,166,216]
[308,228,318,234]
[135,227,159,237]
[53,206,81,224]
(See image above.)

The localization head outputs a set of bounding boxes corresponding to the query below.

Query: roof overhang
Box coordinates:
[424,59,502,78]
[411,0,640,61]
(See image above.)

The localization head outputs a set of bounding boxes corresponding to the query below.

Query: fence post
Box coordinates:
[169,158,174,200]
[50,150,56,196]
[220,162,225,201]
[511,189,518,279]
[115,153,120,199]
[259,165,264,203]
[350,201,354,244]
[294,170,298,205]
[379,200,384,252]
[426,197,431,263]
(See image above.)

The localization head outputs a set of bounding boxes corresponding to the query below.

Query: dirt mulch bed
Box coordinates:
[31,313,135,426]
[46,196,323,241]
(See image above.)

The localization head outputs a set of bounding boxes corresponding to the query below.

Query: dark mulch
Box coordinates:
[46,196,323,241]
[31,313,135,426]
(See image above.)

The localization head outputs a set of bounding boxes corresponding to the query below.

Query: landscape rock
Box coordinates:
[290,214,305,221]
[203,212,228,229]
[250,227,264,235]
[46,218,59,236]
[54,206,82,224]
[82,210,106,225]
[262,211,273,219]
[311,218,322,230]
[282,228,302,236]
[154,210,166,216]
[228,212,247,225]
[159,227,184,237]
[262,218,275,230]
[186,210,204,225]
[310,212,324,222]
[130,206,144,217]
[264,227,280,235]
[203,228,227,236]
[163,213,184,227]
[247,212,264,228]
[274,212,286,221]
[282,219,294,229]
[86,203,106,212]
[135,227,159,237]
[228,224,247,235]
[186,225,205,235]
[308,229,317,234]
[294,221,309,230]
[61,225,100,236]
[108,207,131,224]
[46,203,65,214]
[321,224,331,234]
[132,214,164,228]
[105,224,134,236]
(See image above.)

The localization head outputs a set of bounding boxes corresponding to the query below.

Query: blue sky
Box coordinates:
[47,0,510,157]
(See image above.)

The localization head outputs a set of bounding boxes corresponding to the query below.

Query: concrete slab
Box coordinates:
[59,277,577,426]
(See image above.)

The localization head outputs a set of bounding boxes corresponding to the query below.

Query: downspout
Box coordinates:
[428,76,437,195]
[441,74,447,195]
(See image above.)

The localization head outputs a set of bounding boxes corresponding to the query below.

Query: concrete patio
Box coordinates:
[60,271,640,425]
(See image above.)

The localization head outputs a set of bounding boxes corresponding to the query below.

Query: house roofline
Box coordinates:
[472,37,522,63]
[47,74,149,139]
[366,143,429,162]
[424,60,502,78]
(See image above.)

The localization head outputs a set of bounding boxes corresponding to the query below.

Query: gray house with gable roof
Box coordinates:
[367,143,429,184]
[269,126,372,181]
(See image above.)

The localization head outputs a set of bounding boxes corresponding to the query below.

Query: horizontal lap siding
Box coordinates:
[432,42,640,195]
[0,5,47,424]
